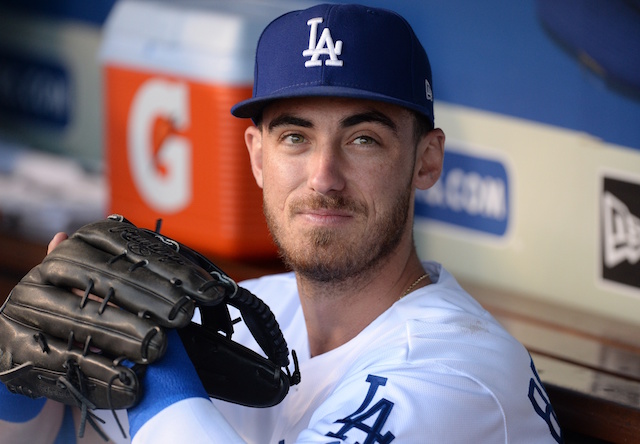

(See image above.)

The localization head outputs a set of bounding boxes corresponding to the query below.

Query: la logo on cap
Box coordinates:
[302,17,343,67]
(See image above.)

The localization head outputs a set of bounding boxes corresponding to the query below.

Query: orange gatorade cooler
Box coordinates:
[100,0,295,259]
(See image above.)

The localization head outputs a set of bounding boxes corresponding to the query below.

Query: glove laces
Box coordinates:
[53,358,130,442]
[57,359,110,441]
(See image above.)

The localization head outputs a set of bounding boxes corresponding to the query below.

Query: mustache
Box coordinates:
[289,194,368,216]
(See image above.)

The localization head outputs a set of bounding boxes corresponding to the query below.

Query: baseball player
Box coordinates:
[0,3,562,443]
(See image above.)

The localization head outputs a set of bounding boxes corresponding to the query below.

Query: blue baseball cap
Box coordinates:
[231,3,434,127]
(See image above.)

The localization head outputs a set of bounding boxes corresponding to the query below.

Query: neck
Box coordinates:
[296,245,429,357]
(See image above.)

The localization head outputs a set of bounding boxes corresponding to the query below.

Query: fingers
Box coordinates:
[47,232,68,255]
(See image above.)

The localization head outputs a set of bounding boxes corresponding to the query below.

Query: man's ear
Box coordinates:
[414,128,445,190]
[245,125,264,189]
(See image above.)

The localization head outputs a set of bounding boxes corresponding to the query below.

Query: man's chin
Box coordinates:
[279,243,352,282]
[287,260,356,283]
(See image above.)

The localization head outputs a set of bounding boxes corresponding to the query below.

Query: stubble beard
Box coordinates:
[264,185,413,286]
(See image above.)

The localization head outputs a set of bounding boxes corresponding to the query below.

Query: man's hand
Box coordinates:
[47,232,68,254]
[0,215,296,440]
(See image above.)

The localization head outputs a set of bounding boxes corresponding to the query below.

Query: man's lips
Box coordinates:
[289,194,368,224]
[296,208,354,224]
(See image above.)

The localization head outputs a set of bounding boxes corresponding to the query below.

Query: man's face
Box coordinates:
[247,97,421,284]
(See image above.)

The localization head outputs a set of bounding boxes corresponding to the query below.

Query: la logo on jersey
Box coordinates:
[303,17,343,67]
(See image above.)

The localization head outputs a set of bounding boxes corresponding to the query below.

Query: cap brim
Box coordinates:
[231,85,433,125]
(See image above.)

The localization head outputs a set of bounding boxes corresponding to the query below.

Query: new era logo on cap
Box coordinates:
[231,3,434,127]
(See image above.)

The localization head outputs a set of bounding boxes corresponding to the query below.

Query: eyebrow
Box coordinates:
[266,109,398,134]
[340,110,398,134]
[267,114,313,132]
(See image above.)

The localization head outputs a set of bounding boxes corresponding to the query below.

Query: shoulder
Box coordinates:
[322,262,560,441]
[388,262,533,387]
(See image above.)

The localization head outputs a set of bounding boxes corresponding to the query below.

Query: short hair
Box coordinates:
[412,111,434,144]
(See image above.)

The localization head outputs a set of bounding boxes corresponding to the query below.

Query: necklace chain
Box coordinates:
[400,273,429,299]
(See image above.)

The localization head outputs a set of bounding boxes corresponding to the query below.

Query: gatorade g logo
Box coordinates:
[104,64,273,258]
[128,78,192,212]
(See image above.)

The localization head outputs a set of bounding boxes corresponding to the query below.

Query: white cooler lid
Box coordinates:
[100,0,308,84]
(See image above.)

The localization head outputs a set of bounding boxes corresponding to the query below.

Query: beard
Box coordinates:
[264,183,413,285]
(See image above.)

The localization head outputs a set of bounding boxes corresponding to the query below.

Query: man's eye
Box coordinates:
[353,136,376,145]
[284,134,305,144]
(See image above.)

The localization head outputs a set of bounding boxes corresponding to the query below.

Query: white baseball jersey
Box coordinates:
[133,262,562,443]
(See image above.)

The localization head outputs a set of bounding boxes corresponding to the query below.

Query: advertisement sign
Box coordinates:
[415,103,640,325]
[100,1,286,259]
[416,149,510,237]
[104,66,274,258]
[600,172,640,293]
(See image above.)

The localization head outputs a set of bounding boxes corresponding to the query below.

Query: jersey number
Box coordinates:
[528,358,563,443]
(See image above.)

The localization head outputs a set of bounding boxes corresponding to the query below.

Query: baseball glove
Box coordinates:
[0,215,299,430]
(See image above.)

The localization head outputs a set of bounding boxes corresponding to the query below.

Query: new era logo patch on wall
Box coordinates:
[600,171,640,293]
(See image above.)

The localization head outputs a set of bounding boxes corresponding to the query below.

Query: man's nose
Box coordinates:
[307,144,346,195]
